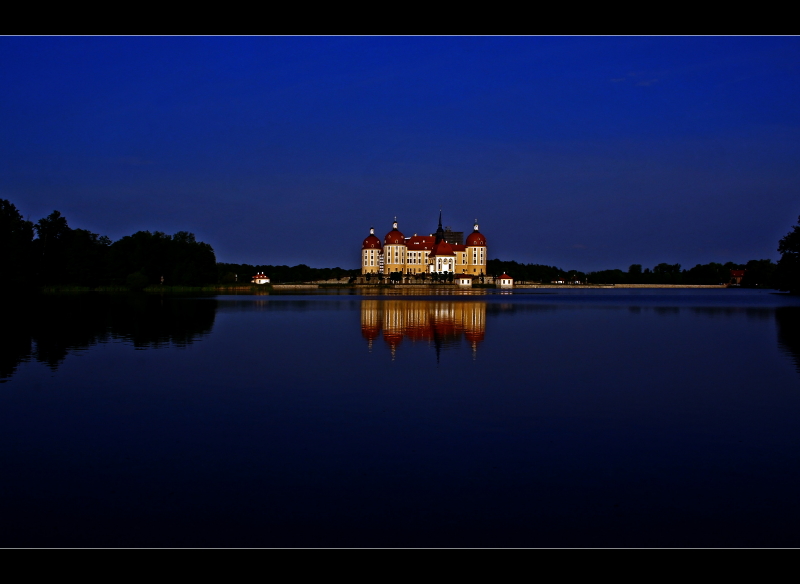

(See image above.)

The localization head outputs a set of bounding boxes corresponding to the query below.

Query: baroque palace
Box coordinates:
[361,212,487,276]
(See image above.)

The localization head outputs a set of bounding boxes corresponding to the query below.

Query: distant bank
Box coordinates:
[36,283,732,294]
[516,283,727,289]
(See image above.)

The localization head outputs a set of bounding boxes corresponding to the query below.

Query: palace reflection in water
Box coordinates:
[360,299,486,360]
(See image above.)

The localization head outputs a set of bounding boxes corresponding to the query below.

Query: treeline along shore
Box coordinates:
[216,263,358,285]
[2,198,799,293]
[486,259,777,287]
[0,199,359,291]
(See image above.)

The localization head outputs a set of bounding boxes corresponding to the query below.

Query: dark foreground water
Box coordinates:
[2,288,800,547]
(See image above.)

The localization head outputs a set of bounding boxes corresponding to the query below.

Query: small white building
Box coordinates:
[498,273,514,288]
[456,274,473,287]
[252,272,270,285]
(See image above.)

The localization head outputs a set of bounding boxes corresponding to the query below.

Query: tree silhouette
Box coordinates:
[0,199,34,285]
[774,218,800,294]
[774,216,800,293]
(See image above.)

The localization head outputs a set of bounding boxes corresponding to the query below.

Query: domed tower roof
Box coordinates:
[383,328,403,360]
[384,217,405,245]
[361,322,381,342]
[362,227,382,250]
[466,219,486,246]
[465,329,485,344]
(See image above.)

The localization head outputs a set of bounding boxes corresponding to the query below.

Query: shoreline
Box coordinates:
[31,283,738,294]
[513,284,728,289]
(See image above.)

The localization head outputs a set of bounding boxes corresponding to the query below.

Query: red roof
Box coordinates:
[362,234,382,249]
[499,273,512,279]
[361,324,380,341]
[385,229,405,245]
[465,330,485,343]
[383,330,404,347]
[428,239,455,257]
[730,270,746,277]
[406,235,435,250]
[466,231,486,246]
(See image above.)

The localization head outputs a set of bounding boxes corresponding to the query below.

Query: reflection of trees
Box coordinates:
[0,294,217,382]
[361,300,486,360]
[690,307,772,319]
[776,307,800,372]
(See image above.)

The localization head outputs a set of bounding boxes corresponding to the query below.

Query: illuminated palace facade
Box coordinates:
[361,213,487,276]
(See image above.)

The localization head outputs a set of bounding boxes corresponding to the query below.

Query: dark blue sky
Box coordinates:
[2,36,799,270]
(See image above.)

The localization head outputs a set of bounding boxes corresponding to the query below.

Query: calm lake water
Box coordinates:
[2,288,800,547]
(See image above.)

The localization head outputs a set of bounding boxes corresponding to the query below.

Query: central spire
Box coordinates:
[435,209,445,243]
